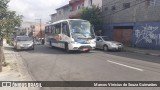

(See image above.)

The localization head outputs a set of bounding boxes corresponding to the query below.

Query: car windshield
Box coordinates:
[70,20,95,39]
[101,36,110,41]
[16,36,32,41]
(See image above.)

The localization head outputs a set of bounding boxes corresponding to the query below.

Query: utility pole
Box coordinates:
[40,19,42,38]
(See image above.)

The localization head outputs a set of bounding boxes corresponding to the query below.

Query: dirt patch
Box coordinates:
[2,65,11,72]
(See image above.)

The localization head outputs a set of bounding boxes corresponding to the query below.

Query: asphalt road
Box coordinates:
[18,45,160,90]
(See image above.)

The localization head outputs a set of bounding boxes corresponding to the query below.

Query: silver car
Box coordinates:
[96,36,123,51]
[14,36,34,50]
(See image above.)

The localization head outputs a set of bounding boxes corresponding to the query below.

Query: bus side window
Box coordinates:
[55,23,61,34]
[62,22,70,37]
[49,26,52,33]
[51,25,55,34]
[45,26,49,33]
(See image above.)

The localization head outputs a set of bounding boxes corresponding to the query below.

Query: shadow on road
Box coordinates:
[19,45,95,55]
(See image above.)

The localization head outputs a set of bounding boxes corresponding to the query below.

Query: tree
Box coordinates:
[0,0,23,71]
[0,0,23,44]
[3,11,23,43]
[78,5,103,35]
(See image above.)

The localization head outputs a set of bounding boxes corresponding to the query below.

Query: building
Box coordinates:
[103,0,160,49]
[50,4,70,23]
[16,21,45,39]
[51,0,103,22]
[69,0,85,18]
[16,22,35,36]
[33,24,45,39]
[51,13,57,23]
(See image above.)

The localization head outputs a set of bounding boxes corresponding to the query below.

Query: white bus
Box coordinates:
[45,19,96,52]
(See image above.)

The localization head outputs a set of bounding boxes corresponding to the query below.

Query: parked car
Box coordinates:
[13,36,34,50]
[96,36,123,51]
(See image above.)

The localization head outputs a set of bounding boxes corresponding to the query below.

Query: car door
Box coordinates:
[96,37,103,49]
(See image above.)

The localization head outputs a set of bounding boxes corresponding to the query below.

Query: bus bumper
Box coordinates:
[69,44,96,51]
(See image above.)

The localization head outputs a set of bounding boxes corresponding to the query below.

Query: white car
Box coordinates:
[14,36,34,50]
[96,36,123,51]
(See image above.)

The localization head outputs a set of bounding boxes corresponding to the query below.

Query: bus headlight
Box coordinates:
[89,40,96,44]
[69,41,80,44]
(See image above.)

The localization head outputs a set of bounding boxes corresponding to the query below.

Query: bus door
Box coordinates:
[53,23,62,47]
[62,22,70,45]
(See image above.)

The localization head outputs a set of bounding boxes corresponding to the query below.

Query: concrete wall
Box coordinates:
[133,22,160,49]
[103,22,160,49]
[102,0,160,49]
[102,0,160,23]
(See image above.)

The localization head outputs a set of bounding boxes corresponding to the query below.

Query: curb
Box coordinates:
[14,50,41,90]
[124,49,160,57]
[3,44,40,90]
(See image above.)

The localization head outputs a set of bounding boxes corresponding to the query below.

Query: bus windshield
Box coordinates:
[70,20,95,39]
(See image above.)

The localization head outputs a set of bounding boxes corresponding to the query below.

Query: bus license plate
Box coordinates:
[82,48,88,51]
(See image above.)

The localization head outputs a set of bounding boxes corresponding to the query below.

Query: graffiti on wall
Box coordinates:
[135,24,160,45]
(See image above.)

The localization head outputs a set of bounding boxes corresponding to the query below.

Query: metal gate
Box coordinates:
[113,27,133,47]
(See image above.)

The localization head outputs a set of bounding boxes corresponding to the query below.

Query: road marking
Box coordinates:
[107,60,144,71]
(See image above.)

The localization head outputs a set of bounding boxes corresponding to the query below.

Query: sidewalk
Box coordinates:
[124,46,160,57]
[0,40,38,90]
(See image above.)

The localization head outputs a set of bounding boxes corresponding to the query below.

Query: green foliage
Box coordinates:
[0,0,23,44]
[78,5,103,35]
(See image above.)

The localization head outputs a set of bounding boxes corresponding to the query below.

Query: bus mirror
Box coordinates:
[92,25,94,30]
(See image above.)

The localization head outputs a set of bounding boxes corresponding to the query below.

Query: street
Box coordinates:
[18,45,160,90]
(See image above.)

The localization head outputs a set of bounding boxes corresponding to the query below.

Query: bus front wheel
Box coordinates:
[65,43,70,53]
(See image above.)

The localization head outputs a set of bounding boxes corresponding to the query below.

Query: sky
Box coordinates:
[8,0,70,23]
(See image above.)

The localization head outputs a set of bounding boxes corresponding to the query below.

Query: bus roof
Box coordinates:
[46,19,89,26]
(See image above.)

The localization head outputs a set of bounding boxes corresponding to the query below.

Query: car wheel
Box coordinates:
[103,45,108,52]
[31,47,34,50]
[49,41,52,46]
[15,46,18,51]
[16,48,19,51]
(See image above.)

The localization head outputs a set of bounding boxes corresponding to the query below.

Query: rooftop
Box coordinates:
[56,4,69,10]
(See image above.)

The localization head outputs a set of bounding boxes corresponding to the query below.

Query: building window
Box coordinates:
[77,5,81,10]
[123,3,130,9]
[70,6,73,12]
[111,6,116,11]
[59,11,61,15]
[82,4,84,7]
